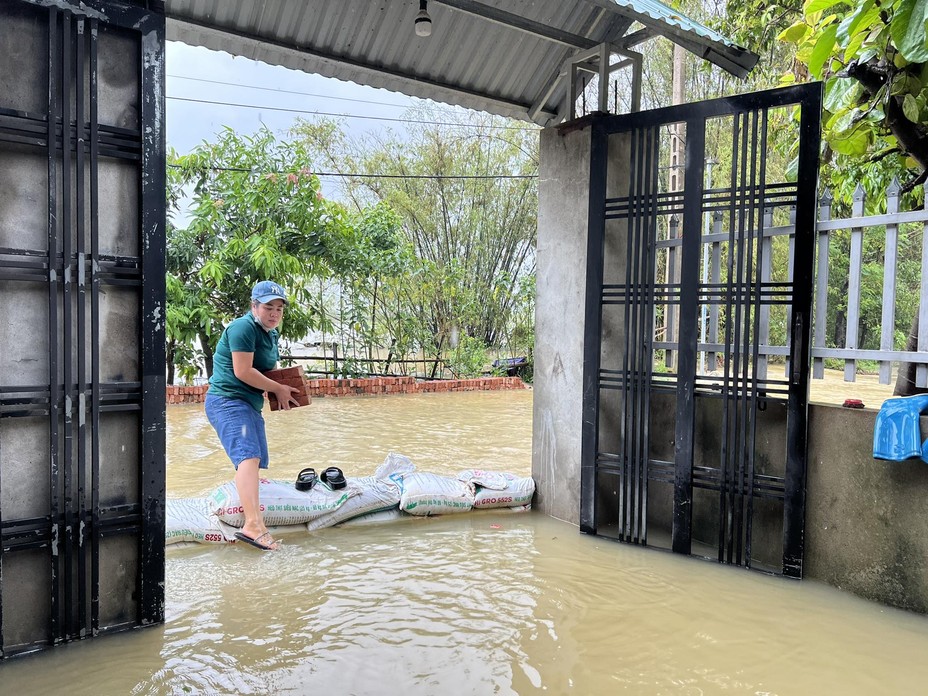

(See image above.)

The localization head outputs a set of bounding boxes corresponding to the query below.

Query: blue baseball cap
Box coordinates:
[251,280,288,305]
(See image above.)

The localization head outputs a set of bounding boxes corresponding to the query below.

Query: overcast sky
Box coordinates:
[166,41,423,156]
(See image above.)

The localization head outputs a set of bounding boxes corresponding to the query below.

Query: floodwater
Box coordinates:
[3,390,928,695]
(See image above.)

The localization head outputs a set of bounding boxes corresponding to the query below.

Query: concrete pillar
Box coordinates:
[532,120,629,526]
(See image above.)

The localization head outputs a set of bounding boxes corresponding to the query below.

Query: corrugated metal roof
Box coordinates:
[164,0,758,126]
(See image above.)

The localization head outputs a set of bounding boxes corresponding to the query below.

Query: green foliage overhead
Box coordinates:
[779,0,928,206]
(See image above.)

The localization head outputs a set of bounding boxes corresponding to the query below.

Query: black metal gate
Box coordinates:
[579,84,822,578]
[0,0,165,656]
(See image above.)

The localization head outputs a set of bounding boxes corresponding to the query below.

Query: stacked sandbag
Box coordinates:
[399,472,475,515]
[337,508,408,527]
[456,469,535,509]
[208,478,359,527]
[166,497,228,545]
[306,475,403,531]
[375,451,416,478]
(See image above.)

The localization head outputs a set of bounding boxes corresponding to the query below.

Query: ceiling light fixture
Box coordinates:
[414,0,432,37]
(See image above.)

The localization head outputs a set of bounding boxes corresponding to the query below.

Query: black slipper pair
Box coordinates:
[295,466,347,491]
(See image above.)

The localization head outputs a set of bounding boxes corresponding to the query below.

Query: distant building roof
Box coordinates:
[165,0,758,126]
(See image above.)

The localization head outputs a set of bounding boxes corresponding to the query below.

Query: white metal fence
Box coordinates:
[659,180,928,386]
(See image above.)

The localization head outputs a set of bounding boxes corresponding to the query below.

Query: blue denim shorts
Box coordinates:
[205,394,269,469]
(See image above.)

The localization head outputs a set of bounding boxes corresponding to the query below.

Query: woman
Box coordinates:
[205,280,301,550]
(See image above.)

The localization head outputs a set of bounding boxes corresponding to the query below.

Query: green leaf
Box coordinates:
[830,123,871,155]
[836,0,875,45]
[824,76,862,111]
[902,93,921,122]
[890,0,928,63]
[805,0,846,13]
[778,21,810,43]
[809,24,839,78]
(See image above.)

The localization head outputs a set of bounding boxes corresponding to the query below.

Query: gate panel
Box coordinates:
[580,84,822,578]
[0,0,165,656]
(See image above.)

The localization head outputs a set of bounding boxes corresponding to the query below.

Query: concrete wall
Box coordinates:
[532,120,631,526]
[805,405,928,613]
[532,125,590,524]
[532,118,928,613]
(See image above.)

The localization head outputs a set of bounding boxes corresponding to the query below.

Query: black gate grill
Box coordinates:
[580,84,822,578]
[0,0,165,656]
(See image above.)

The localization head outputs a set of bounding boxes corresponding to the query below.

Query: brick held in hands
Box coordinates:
[268,391,311,411]
[264,366,311,410]
[264,366,304,382]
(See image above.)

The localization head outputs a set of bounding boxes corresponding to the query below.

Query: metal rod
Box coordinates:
[640,124,659,546]
[138,9,167,626]
[782,82,822,578]
[61,9,75,640]
[620,128,636,540]
[735,109,760,566]
[75,15,88,638]
[746,108,770,569]
[671,117,705,556]
[47,5,63,646]
[579,118,609,535]
[718,112,740,563]
[89,17,100,631]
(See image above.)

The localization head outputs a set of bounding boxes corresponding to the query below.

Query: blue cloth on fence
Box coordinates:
[872,394,928,463]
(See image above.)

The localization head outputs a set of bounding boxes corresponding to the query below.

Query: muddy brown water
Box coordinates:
[2,388,928,695]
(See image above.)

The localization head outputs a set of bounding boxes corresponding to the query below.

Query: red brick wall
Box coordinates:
[166,375,527,405]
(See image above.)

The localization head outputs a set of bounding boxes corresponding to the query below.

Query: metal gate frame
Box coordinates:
[0,0,165,656]
[579,83,822,578]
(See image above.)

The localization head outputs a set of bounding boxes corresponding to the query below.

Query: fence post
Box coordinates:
[665,213,680,370]
[880,179,900,384]
[708,211,722,371]
[844,184,865,382]
[785,205,796,378]
[813,189,832,379]
[757,206,774,381]
[918,182,928,387]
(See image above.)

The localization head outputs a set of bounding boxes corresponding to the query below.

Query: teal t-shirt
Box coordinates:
[208,313,280,411]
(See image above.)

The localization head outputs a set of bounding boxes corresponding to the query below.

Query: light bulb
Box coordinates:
[415,1,431,37]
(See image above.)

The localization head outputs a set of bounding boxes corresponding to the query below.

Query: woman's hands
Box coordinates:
[270,382,301,410]
[231,351,301,410]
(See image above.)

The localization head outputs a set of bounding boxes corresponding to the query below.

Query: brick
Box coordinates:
[268,391,312,411]
[265,366,303,381]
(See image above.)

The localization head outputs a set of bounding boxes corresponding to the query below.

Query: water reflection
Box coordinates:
[3,390,928,694]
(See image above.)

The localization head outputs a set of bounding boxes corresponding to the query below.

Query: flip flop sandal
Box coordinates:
[295,467,317,491]
[320,466,347,490]
[234,531,279,550]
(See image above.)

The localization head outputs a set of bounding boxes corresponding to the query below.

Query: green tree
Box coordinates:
[167,127,341,380]
[778,0,928,392]
[779,0,928,199]
[292,108,538,372]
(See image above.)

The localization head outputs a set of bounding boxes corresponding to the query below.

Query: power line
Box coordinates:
[168,73,414,110]
[167,163,537,180]
[167,95,539,131]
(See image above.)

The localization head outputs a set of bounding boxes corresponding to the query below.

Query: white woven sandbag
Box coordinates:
[375,451,416,479]
[306,476,402,531]
[208,478,358,527]
[472,473,535,509]
[399,472,475,516]
[165,497,227,545]
[337,508,408,527]
[456,469,509,490]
